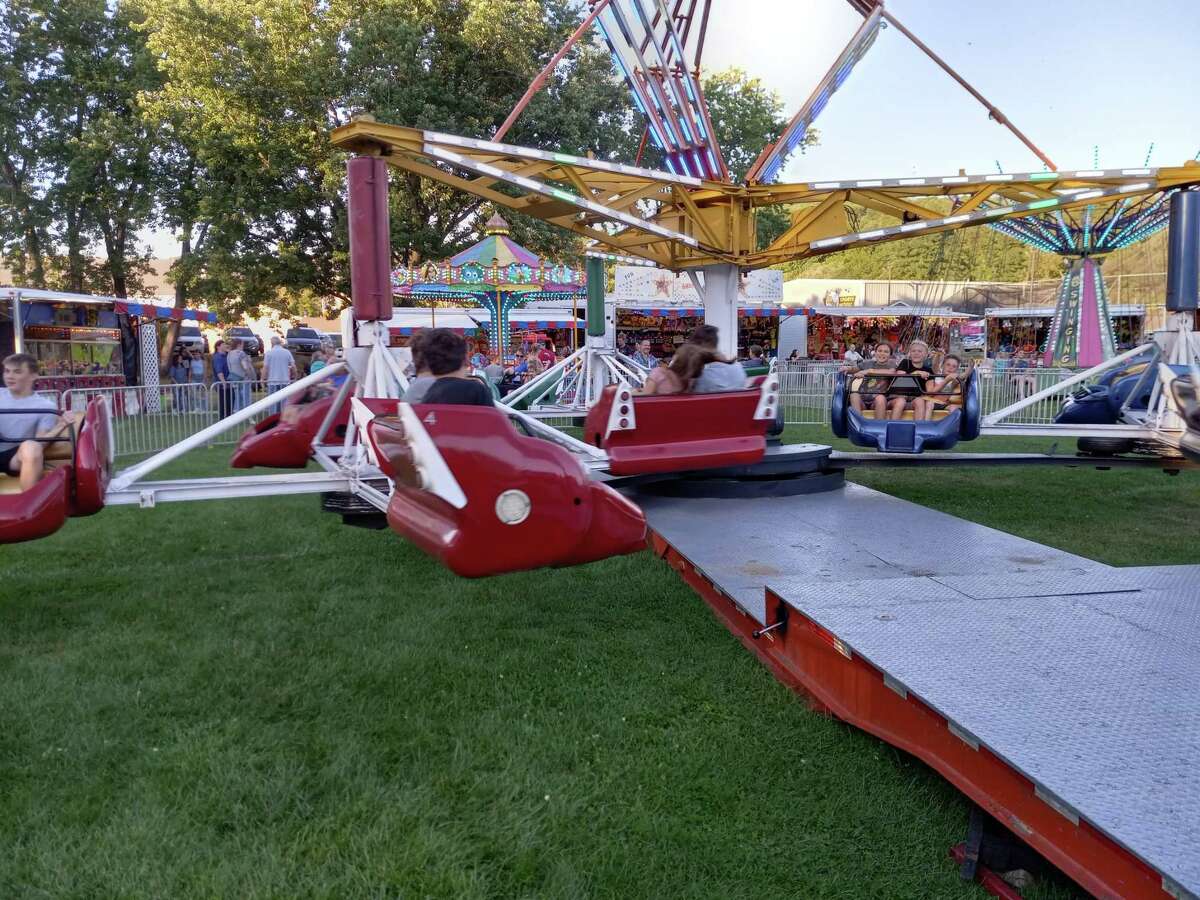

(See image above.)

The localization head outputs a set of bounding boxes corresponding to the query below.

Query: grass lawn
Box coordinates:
[3,434,1194,898]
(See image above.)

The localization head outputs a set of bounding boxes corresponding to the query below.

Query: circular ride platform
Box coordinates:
[625,443,844,499]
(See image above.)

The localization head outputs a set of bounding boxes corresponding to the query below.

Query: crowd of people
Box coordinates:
[842,339,967,420]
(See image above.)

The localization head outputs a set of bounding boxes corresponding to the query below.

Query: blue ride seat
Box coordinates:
[831,368,981,454]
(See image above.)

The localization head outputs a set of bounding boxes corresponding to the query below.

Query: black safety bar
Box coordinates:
[847,373,962,396]
[0,407,77,460]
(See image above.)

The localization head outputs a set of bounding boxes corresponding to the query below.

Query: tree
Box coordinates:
[0,0,163,298]
[135,0,639,320]
[698,67,819,250]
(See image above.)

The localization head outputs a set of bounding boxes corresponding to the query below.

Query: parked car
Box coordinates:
[285,326,325,354]
[177,324,209,354]
[322,332,343,351]
[226,326,262,356]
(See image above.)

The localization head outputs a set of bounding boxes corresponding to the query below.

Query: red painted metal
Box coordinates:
[877,11,1057,172]
[347,155,394,322]
[949,844,1025,900]
[494,0,613,142]
[583,385,767,475]
[371,406,646,578]
[0,466,71,543]
[656,532,1175,898]
[230,396,395,469]
[72,399,111,516]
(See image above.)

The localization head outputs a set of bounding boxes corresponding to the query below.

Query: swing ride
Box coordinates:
[4,1,1200,896]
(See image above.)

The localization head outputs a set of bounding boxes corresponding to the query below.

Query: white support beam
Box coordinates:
[108,362,347,492]
[105,472,354,507]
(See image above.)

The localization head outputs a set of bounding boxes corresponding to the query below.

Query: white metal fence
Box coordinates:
[775,360,1081,426]
[70,365,1090,459]
[59,380,290,458]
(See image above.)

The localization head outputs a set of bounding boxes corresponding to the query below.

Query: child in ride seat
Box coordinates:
[847,341,897,419]
[419,329,494,406]
[913,354,964,419]
[638,343,713,395]
[885,340,935,420]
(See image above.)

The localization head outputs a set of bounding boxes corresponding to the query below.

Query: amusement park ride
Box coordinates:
[4,1,1200,896]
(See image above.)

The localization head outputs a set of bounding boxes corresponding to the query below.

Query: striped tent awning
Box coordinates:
[622,306,813,318]
[114,301,218,324]
[389,325,479,336]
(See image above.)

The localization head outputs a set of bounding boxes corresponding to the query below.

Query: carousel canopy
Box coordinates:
[392,213,585,293]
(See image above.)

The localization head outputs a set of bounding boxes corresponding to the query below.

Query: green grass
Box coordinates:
[4,435,1193,897]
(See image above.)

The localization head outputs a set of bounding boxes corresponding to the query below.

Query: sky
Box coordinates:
[144,0,1200,258]
[701,0,1200,181]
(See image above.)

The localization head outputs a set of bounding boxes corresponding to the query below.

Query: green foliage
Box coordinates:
[701,67,815,183]
[135,0,637,319]
[783,206,1064,283]
[0,0,161,297]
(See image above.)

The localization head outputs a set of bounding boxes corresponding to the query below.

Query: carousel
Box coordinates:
[390,213,586,356]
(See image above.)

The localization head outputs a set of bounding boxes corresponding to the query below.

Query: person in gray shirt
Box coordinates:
[1,353,64,490]
[403,331,436,404]
[687,325,748,393]
[484,355,504,384]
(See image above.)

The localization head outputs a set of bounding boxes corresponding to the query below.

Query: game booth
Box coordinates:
[2,287,219,399]
[985,305,1145,359]
[802,303,977,359]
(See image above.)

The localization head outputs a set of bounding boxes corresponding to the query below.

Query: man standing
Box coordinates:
[484,354,504,385]
[212,340,231,418]
[226,339,253,410]
[631,339,656,369]
[0,354,64,490]
[263,335,297,412]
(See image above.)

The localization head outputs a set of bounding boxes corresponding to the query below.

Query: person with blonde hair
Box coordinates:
[885,340,935,420]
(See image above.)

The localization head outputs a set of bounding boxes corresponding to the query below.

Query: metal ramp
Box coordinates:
[639,485,1199,899]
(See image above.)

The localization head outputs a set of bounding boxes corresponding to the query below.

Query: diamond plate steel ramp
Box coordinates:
[769,582,1200,897]
[637,482,1110,625]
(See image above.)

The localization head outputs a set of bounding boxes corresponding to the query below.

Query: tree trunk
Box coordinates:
[65,205,85,292]
[159,229,192,373]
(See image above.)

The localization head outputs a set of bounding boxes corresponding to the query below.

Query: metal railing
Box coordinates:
[76,365,1094,459]
[64,380,291,458]
[773,360,1082,426]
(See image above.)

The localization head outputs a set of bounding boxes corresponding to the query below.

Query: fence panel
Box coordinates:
[775,360,1083,427]
[66,383,217,458]
[205,379,290,447]
[83,365,1092,459]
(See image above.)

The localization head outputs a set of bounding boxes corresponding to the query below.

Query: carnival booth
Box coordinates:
[391,214,586,355]
[985,305,1145,359]
[2,287,218,391]
[802,303,975,359]
[473,309,585,359]
[382,307,486,351]
[615,306,792,359]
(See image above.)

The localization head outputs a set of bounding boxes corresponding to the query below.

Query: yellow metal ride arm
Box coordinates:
[331,118,1200,271]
